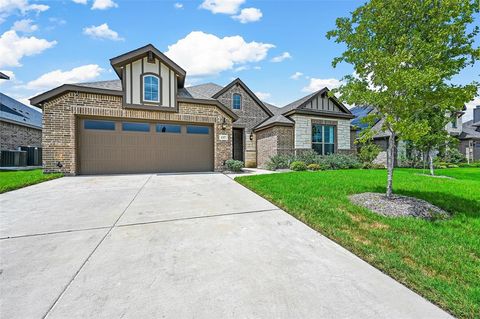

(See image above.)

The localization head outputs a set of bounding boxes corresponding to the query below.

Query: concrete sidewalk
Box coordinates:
[0,173,452,318]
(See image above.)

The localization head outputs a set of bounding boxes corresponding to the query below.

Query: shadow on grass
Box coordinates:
[367,186,480,219]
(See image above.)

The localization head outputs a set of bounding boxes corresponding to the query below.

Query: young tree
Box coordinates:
[412,106,458,176]
[327,0,479,198]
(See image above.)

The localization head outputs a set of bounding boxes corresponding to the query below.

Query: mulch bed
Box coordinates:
[349,192,450,220]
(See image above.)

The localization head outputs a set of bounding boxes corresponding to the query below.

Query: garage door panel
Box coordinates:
[78,119,214,174]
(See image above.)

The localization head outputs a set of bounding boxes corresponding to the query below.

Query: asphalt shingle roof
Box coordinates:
[0,92,42,129]
[74,80,122,91]
[254,114,294,130]
[278,91,318,114]
[459,120,480,139]
[178,83,224,100]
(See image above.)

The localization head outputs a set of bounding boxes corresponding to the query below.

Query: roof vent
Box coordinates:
[147,51,155,64]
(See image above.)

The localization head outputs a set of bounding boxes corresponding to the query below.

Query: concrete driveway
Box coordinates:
[0,173,451,318]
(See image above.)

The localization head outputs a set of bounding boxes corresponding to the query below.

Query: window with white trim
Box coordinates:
[143,75,160,102]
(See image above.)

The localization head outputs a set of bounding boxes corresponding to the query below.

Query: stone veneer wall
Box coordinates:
[216,84,270,167]
[0,120,42,150]
[290,114,352,153]
[256,126,294,167]
[42,92,232,175]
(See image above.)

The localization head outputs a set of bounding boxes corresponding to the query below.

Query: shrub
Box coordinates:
[316,154,362,170]
[265,154,295,170]
[290,161,307,171]
[307,163,322,171]
[459,162,480,168]
[358,142,381,164]
[296,150,318,165]
[225,159,244,172]
[447,164,459,168]
[439,148,466,164]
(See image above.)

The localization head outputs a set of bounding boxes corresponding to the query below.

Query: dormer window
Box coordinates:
[143,75,160,103]
[232,93,242,110]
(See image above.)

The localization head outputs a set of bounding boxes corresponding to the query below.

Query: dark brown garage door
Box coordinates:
[78,119,214,174]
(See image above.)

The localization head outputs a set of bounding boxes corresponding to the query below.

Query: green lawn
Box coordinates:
[236,168,480,318]
[0,169,62,194]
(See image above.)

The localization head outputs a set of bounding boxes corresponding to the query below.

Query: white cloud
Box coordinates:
[83,23,123,41]
[234,65,248,72]
[26,64,103,89]
[12,19,37,32]
[91,0,117,10]
[270,52,291,63]
[48,17,66,26]
[174,2,183,9]
[0,30,56,68]
[302,77,342,93]
[290,72,303,80]
[0,0,48,22]
[165,31,274,76]
[199,0,244,14]
[253,66,261,70]
[72,0,87,4]
[232,7,262,23]
[255,91,271,101]
[464,96,480,122]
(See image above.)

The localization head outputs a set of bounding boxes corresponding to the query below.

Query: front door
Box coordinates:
[232,128,244,161]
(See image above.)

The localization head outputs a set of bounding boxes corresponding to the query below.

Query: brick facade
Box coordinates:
[0,120,42,150]
[256,125,294,167]
[216,84,270,167]
[42,92,232,175]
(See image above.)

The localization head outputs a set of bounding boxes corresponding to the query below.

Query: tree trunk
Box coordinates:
[429,150,435,176]
[386,131,395,199]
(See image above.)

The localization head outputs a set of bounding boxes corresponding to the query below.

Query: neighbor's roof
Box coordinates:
[0,92,42,129]
[459,120,480,139]
[350,105,375,130]
[0,72,10,80]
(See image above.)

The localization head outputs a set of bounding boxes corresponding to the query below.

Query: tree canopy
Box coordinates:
[327,0,479,197]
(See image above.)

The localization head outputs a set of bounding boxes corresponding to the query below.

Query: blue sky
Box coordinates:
[1,0,479,120]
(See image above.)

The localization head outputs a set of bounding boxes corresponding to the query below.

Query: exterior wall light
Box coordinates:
[222,118,227,130]
[249,132,254,141]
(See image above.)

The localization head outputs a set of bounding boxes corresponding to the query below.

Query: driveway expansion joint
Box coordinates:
[116,208,280,228]
[41,174,153,319]
[0,225,112,241]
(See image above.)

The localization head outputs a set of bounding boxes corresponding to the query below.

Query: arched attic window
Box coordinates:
[143,75,160,103]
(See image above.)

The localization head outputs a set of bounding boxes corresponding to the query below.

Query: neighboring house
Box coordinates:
[0,92,43,161]
[458,106,480,161]
[350,105,470,165]
[30,44,354,175]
